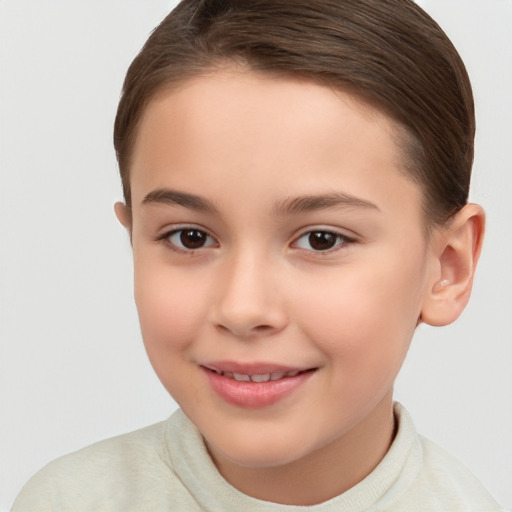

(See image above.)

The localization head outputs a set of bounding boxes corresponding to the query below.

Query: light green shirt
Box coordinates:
[12,403,501,511]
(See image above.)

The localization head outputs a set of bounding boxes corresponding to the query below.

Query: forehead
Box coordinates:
[129,70,423,222]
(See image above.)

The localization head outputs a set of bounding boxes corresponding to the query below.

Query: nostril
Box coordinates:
[214,322,276,337]
[215,324,231,334]
[253,325,273,333]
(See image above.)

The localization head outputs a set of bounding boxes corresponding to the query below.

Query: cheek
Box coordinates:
[132,259,212,403]
[295,256,424,373]
[133,259,207,353]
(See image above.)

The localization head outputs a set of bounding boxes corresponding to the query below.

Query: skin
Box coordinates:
[115,69,484,506]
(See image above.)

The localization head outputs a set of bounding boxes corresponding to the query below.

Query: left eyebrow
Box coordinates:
[272,192,380,216]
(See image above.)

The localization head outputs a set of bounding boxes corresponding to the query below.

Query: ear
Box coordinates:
[420,203,485,326]
[114,201,132,231]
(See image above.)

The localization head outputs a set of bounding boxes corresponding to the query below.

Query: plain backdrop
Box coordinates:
[1,1,511,510]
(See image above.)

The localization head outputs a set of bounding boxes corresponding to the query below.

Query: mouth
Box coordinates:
[200,362,318,408]
[203,366,311,383]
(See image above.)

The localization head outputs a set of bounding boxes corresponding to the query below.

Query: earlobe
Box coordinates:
[420,204,485,327]
[114,202,132,231]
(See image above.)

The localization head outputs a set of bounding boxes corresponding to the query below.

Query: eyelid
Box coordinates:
[293,225,358,240]
[155,222,214,237]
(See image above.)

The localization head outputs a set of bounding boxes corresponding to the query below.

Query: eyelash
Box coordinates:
[155,227,356,255]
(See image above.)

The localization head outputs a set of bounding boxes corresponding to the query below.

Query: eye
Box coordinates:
[165,228,217,251]
[293,230,351,252]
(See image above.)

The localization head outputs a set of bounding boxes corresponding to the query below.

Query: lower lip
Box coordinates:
[202,368,315,408]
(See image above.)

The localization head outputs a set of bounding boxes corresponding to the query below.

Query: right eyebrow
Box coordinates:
[142,188,219,215]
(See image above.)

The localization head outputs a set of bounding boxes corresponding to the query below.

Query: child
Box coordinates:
[12,0,503,509]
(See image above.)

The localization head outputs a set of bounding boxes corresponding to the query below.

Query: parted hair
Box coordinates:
[114,0,474,227]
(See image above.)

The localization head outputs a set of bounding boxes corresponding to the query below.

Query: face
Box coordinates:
[125,70,438,475]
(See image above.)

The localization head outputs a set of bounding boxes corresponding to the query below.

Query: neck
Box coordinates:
[208,393,396,506]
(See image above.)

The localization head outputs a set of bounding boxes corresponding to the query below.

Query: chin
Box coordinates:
[204,423,317,469]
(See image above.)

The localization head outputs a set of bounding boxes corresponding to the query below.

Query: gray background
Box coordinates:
[1,1,511,509]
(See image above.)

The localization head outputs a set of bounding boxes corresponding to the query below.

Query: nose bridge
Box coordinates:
[212,243,287,337]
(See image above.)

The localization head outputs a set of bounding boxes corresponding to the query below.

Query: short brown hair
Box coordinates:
[114,0,474,226]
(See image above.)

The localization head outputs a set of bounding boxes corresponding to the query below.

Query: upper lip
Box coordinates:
[201,361,314,375]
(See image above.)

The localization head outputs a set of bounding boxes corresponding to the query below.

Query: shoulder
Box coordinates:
[392,404,501,511]
[416,434,501,509]
[12,410,191,511]
[35,417,168,475]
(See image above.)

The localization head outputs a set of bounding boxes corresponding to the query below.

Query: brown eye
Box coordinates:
[308,231,337,250]
[180,229,207,249]
[294,230,351,252]
[166,228,216,251]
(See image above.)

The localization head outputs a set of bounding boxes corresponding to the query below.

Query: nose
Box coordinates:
[210,250,288,339]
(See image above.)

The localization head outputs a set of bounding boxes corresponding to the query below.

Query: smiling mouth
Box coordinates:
[203,366,313,383]
[201,365,317,407]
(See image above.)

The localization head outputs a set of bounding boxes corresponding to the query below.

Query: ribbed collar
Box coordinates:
[165,402,423,511]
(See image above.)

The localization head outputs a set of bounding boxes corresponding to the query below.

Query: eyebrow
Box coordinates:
[142,188,379,216]
[272,192,380,216]
[142,188,219,214]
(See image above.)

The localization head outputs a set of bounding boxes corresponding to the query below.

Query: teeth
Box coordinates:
[211,368,306,381]
[233,373,251,382]
[250,374,271,382]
